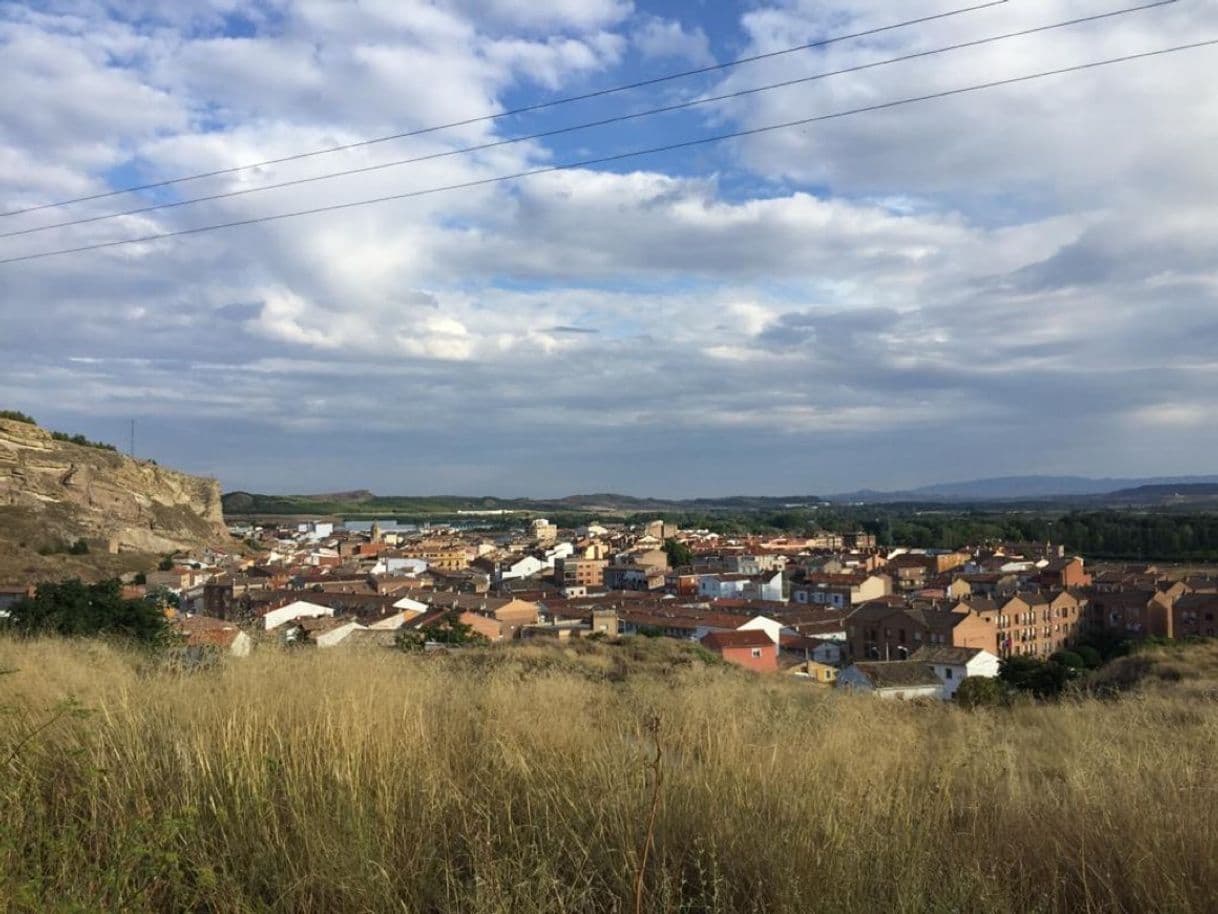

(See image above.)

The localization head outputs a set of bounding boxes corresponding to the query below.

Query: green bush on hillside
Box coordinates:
[955,675,1010,709]
[2,579,167,644]
[49,430,118,452]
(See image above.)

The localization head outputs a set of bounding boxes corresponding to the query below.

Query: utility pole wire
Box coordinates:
[0,0,1175,241]
[0,1,1010,218]
[1,37,1213,268]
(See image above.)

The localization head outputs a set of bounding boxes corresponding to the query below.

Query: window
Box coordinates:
[944,668,953,679]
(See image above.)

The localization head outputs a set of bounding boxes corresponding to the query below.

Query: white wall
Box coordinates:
[263,600,333,631]
[965,651,1001,679]
[737,616,783,650]
[230,631,253,658]
[500,555,546,581]
[316,621,366,648]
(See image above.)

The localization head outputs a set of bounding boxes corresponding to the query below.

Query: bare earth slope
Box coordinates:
[0,417,229,575]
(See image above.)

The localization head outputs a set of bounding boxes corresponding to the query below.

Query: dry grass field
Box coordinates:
[2,636,1217,913]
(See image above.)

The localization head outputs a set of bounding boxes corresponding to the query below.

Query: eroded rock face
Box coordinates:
[0,418,230,554]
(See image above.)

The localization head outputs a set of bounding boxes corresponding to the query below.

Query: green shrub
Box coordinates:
[0,409,36,424]
[1075,645,1104,669]
[955,675,1010,709]
[3,578,167,644]
[999,655,1074,699]
[1051,650,1087,670]
[49,430,118,451]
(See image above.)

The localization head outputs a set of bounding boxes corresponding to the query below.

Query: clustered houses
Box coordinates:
[34,513,1215,691]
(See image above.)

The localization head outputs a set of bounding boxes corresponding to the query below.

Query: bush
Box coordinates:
[1000,655,1075,699]
[67,538,90,556]
[49,430,118,451]
[394,629,427,652]
[955,676,1010,709]
[2,578,168,644]
[0,409,36,424]
[1075,644,1104,669]
[1051,650,1087,670]
[420,610,487,646]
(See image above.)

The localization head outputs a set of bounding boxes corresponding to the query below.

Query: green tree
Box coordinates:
[3,579,168,644]
[955,676,1010,709]
[394,629,427,652]
[144,585,180,611]
[394,612,486,650]
[999,655,1074,699]
[1050,650,1087,671]
[421,610,488,646]
[663,538,694,569]
[1074,645,1103,669]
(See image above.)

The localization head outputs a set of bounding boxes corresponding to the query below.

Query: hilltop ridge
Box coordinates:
[0,415,231,580]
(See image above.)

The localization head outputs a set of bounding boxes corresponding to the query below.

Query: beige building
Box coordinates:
[555,557,607,588]
[532,518,558,544]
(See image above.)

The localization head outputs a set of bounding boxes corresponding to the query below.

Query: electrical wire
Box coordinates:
[1,38,1213,268]
[0,0,1175,241]
[0,1,1011,218]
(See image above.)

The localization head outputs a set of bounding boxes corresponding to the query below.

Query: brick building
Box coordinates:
[699,629,779,672]
[846,601,997,661]
[996,590,1084,658]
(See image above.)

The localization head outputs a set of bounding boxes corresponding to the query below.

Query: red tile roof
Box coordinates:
[700,629,774,651]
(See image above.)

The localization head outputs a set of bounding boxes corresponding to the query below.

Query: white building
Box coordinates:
[498,554,547,582]
[372,557,429,576]
[297,521,334,541]
[697,570,783,602]
[837,661,944,700]
[910,646,1000,699]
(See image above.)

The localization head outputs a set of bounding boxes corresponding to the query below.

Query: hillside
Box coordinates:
[0,415,231,581]
[1,636,1216,913]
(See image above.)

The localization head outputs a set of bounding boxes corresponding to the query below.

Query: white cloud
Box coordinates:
[2,0,1217,495]
[632,16,713,65]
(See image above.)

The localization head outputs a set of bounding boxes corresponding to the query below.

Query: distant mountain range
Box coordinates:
[826,475,1218,503]
[223,475,1218,518]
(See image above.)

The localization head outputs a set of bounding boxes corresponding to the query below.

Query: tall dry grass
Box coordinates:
[1,636,1217,913]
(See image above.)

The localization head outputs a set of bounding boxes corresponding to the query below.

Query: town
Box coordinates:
[28,512,1206,701]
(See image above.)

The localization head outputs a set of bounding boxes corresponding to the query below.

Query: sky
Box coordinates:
[1,0,1217,498]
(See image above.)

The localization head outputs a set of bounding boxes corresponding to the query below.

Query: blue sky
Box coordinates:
[2,0,1218,497]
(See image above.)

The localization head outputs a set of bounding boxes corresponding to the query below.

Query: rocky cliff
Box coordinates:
[0,417,230,555]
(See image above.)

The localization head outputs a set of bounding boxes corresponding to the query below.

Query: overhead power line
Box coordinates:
[1,38,1213,268]
[0,0,1176,241]
[0,0,1010,219]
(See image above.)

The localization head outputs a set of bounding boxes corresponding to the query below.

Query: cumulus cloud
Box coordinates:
[632,16,713,65]
[0,0,1215,495]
